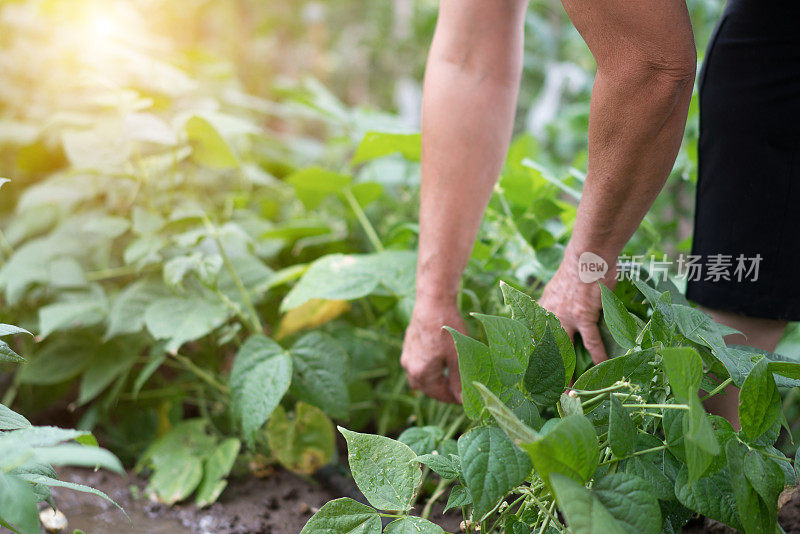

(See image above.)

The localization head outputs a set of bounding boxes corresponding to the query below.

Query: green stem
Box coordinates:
[204,218,263,334]
[343,187,384,252]
[86,264,160,281]
[171,352,229,396]
[537,500,558,534]
[623,403,689,411]
[421,478,450,519]
[700,377,734,402]
[598,444,668,466]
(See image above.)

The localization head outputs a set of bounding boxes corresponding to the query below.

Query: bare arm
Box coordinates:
[540,0,695,362]
[402,0,696,402]
[401,0,530,403]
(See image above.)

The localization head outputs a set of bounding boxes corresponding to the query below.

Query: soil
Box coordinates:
[33,466,463,534]
[18,467,800,534]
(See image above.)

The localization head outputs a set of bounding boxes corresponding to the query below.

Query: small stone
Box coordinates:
[298,502,310,514]
[39,509,68,533]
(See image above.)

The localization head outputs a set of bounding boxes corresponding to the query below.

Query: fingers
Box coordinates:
[578,323,608,364]
[405,358,458,404]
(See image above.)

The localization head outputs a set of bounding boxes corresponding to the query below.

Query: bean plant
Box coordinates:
[304,279,799,534]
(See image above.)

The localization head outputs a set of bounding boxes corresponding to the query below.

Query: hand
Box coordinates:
[401,300,466,404]
[539,248,616,364]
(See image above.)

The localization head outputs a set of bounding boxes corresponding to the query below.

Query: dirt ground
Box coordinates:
[20,468,800,534]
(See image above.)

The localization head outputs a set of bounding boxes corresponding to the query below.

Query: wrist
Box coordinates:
[562,242,618,287]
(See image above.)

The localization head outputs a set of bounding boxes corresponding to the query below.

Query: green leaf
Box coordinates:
[0,405,30,430]
[599,284,639,350]
[674,466,742,531]
[398,426,443,456]
[144,294,229,353]
[351,132,421,165]
[500,282,575,383]
[15,473,124,516]
[105,279,170,339]
[0,473,40,534]
[608,395,636,458]
[660,347,702,403]
[444,485,471,513]
[289,332,349,420]
[185,115,241,169]
[558,392,583,418]
[726,440,776,534]
[300,498,381,534]
[285,167,352,209]
[195,438,241,507]
[383,516,444,534]
[523,325,565,407]
[32,444,123,473]
[412,454,460,480]
[457,426,532,520]
[624,456,673,501]
[592,473,662,534]
[229,336,292,445]
[683,402,719,482]
[38,296,106,339]
[520,415,599,487]
[473,383,539,444]
[0,341,25,364]
[265,403,335,475]
[449,315,530,420]
[281,251,416,311]
[739,357,782,442]
[78,339,140,406]
[339,427,420,512]
[146,453,203,505]
[573,350,655,392]
[550,473,626,534]
[0,325,32,337]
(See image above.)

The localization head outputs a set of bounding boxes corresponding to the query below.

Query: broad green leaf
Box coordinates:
[398,426,443,456]
[0,473,40,534]
[0,405,30,430]
[624,456,673,501]
[444,485,471,513]
[674,466,742,531]
[684,402,719,482]
[558,392,583,417]
[450,315,530,420]
[285,167,352,209]
[300,498,381,534]
[599,284,638,350]
[0,426,91,448]
[195,438,241,507]
[592,473,662,534]
[144,294,229,353]
[500,282,575,383]
[457,426,532,520]
[339,427,420,512]
[38,296,106,339]
[520,415,599,487]
[744,450,786,506]
[412,454,460,480]
[146,453,203,505]
[351,132,421,165]
[523,325,565,407]
[105,279,170,339]
[383,516,444,534]
[573,350,655,392]
[289,332,349,420]
[608,395,636,458]
[660,347,702,403]
[739,357,782,442]
[281,251,416,311]
[550,473,626,534]
[474,382,539,445]
[185,115,240,169]
[726,440,776,534]
[265,403,334,475]
[229,336,292,445]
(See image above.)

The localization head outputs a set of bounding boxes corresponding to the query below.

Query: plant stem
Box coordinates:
[421,478,450,519]
[537,500,558,534]
[700,377,734,401]
[597,444,668,466]
[343,187,384,252]
[86,264,160,281]
[623,403,689,411]
[171,352,229,395]
[204,218,263,334]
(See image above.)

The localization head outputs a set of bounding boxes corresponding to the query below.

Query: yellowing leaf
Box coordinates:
[275,298,350,340]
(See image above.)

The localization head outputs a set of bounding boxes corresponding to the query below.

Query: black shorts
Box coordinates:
[686,0,800,321]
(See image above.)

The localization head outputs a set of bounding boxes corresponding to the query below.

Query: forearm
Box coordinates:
[416,0,528,305]
[563,0,696,268]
